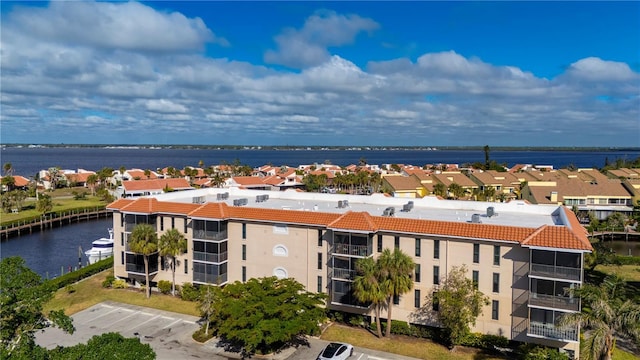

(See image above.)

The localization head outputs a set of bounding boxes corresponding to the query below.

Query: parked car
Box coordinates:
[317,342,353,360]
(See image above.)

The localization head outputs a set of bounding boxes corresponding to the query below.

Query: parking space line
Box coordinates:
[104,310,140,327]
[129,314,161,330]
[368,356,390,360]
[163,319,183,329]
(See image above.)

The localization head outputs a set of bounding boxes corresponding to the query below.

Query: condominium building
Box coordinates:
[107,188,591,359]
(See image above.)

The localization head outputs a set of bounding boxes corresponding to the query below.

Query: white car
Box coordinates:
[317,342,353,360]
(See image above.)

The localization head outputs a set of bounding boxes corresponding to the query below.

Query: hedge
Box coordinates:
[46,257,113,290]
[616,255,640,266]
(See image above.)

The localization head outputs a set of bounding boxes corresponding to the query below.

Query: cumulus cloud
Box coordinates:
[0,3,638,147]
[264,10,379,68]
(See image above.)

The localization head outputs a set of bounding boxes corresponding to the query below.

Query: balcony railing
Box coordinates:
[193,251,228,263]
[332,268,356,280]
[529,293,580,312]
[193,272,228,285]
[193,229,228,241]
[125,263,158,275]
[332,244,371,257]
[530,264,581,282]
[124,222,156,232]
[528,321,578,342]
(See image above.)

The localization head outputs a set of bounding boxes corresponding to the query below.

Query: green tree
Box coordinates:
[433,183,447,197]
[303,174,328,192]
[560,275,640,360]
[48,332,155,360]
[86,174,98,196]
[483,145,491,170]
[199,285,220,336]
[144,169,152,179]
[0,257,75,357]
[207,277,326,355]
[3,162,13,176]
[1,176,15,193]
[36,193,53,215]
[378,248,414,337]
[353,257,385,338]
[448,183,465,199]
[158,228,187,296]
[129,224,159,299]
[428,265,489,347]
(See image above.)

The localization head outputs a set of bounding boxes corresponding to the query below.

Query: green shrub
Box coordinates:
[46,257,113,290]
[102,275,116,288]
[616,255,640,265]
[517,343,570,360]
[112,279,127,289]
[180,282,199,301]
[192,325,215,343]
[158,280,172,294]
[65,284,76,294]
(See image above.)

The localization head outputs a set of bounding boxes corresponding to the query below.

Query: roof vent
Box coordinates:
[256,194,269,203]
[487,206,495,218]
[382,207,395,217]
[217,192,229,200]
[401,201,414,212]
[471,214,482,223]
[233,198,248,206]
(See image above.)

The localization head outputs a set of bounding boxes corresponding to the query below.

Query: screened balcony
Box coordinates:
[193,262,228,285]
[530,249,582,282]
[527,308,578,342]
[192,219,228,241]
[330,279,366,307]
[125,253,159,275]
[331,257,359,281]
[193,240,228,263]
[332,233,372,257]
[123,214,157,233]
[529,278,580,312]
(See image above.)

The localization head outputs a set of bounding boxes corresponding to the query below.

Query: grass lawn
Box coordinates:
[1,194,107,226]
[595,264,640,282]
[44,269,200,317]
[320,323,504,360]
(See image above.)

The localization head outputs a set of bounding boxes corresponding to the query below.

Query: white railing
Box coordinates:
[332,244,370,257]
[529,293,580,312]
[332,268,355,280]
[528,321,578,342]
[193,251,228,263]
[530,264,581,281]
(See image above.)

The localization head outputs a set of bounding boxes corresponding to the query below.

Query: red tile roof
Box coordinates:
[122,178,191,191]
[328,212,378,232]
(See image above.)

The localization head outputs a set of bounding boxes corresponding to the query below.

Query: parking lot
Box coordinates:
[37,301,419,360]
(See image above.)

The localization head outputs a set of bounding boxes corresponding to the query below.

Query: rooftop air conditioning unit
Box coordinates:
[487,206,495,218]
[471,214,482,223]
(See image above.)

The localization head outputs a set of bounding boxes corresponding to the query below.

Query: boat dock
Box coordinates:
[1,208,112,241]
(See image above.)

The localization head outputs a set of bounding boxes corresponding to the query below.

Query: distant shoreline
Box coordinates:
[3,144,640,152]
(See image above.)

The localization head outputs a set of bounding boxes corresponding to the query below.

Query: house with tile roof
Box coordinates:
[0,175,30,192]
[381,175,427,198]
[107,187,591,359]
[117,178,193,198]
[431,172,479,198]
[468,170,521,201]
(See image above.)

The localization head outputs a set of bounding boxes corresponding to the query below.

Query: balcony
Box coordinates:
[193,272,228,285]
[529,293,580,312]
[528,321,578,342]
[193,229,228,241]
[193,251,228,263]
[332,268,356,280]
[530,264,581,282]
[125,263,158,275]
[124,222,156,233]
[332,244,371,257]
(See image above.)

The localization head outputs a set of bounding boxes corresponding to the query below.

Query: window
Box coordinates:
[184,259,188,274]
[242,223,246,239]
[432,292,439,311]
[121,251,124,265]
[473,243,480,263]
[394,236,400,249]
[160,217,164,231]
[160,256,165,271]
[317,253,322,270]
[317,276,322,293]
[492,273,500,293]
[377,235,383,252]
[415,264,421,283]
[393,294,399,305]
[472,270,479,290]
[318,230,323,247]
[415,238,421,257]
[493,245,500,266]
[242,266,246,282]
[492,300,499,320]
[415,289,421,308]
[433,265,440,285]
[121,233,124,247]
[242,244,246,261]
[171,217,175,229]
[433,239,440,259]
[184,218,188,234]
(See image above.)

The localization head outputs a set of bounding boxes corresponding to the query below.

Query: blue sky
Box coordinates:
[1,1,638,147]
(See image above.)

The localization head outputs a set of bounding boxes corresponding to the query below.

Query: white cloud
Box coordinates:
[565,57,638,82]
[145,99,188,114]
[264,10,379,68]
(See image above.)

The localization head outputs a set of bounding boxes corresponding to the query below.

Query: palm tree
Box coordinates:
[86,174,98,196]
[378,248,414,337]
[158,228,187,296]
[129,224,159,299]
[353,257,385,338]
[3,162,13,176]
[560,275,640,360]
[433,183,447,197]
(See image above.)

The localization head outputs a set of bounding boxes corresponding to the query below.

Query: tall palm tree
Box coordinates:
[158,228,187,296]
[129,224,158,299]
[86,174,98,196]
[353,257,385,338]
[378,248,414,337]
[560,275,640,360]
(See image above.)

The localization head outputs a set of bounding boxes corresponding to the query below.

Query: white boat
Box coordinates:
[85,229,114,264]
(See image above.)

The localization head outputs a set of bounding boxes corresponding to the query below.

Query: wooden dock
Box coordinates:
[0,209,112,241]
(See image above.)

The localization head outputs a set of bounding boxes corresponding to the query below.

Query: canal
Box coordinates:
[1,218,112,279]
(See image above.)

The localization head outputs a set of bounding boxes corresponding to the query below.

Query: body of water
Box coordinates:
[1,218,113,278]
[2,147,639,177]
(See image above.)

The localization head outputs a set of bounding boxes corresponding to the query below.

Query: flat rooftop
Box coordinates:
[152,188,563,229]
